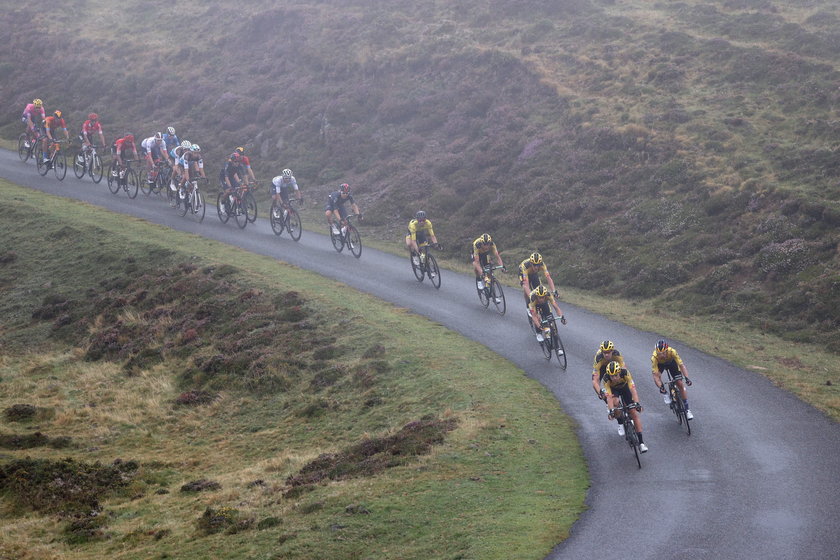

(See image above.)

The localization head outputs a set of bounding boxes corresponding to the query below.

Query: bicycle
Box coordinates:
[329,214,362,258]
[410,242,441,288]
[242,182,259,224]
[34,139,67,181]
[216,185,251,229]
[140,158,170,196]
[664,372,692,436]
[477,264,506,314]
[533,312,567,369]
[18,127,43,163]
[107,159,140,199]
[177,176,207,223]
[609,398,643,469]
[72,143,105,183]
[270,198,303,241]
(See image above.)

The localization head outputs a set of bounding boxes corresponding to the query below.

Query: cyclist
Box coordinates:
[21,98,46,145]
[471,233,505,292]
[179,144,206,198]
[234,146,257,184]
[161,126,180,152]
[325,183,361,234]
[140,132,166,183]
[112,133,139,176]
[591,340,627,389]
[651,339,694,420]
[518,252,557,308]
[41,110,70,164]
[271,168,303,218]
[406,210,439,265]
[79,113,106,151]
[219,152,247,213]
[168,140,191,196]
[528,285,567,342]
[596,361,648,453]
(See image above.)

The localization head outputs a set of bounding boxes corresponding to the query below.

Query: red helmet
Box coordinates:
[340,183,350,194]
[124,134,135,143]
[88,113,98,121]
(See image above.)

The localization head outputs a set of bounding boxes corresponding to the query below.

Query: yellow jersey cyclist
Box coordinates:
[591,340,626,389]
[596,361,648,453]
[528,285,567,343]
[471,233,505,292]
[406,211,440,265]
[519,252,557,308]
[651,339,694,420]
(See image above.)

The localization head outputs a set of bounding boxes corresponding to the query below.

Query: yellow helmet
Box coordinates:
[53,110,62,119]
[600,340,614,353]
[605,361,621,376]
[480,233,492,244]
[33,98,43,107]
[534,285,548,297]
[529,252,542,265]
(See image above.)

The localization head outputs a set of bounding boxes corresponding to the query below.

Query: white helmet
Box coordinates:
[181,140,191,148]
[282,168,292,177]
[167,126,176,135]
[154,131,162,140]
[190,144,201,152]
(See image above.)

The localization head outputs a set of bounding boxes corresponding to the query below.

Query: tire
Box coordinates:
[90,154,103,184]
[540,337,552,360]
[626,418,642,469]
[194,190,206,223]
[478,282,490,308]
[18,134,30,162]
[270,203,284,236]
[216,192,230,224]
[427,254,441,289]
[553,327,567,370]
[73,153,86,179]
[330,227,344,252]
[35,146,49,176]
[490,279,505,315]
[53,151,67,181]
[140,169,153,196]
[155,166,170,194]
[108,161,120,193]
[287,208,302,241]
[177,187,189,217]
[245,192,257,223]
[234,199,248,229]
[126,170,139,199]
[347,226,362,258]
[412,254,424,281]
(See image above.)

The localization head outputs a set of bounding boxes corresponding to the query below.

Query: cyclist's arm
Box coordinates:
[351,203,360,216]
[491,245,504,267]
[542,267,557,292]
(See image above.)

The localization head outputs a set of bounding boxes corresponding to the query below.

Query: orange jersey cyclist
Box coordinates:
[596,360,648,453]
[113,133,139,172]
[405,211,439,264]
[651,339,694,420]
[41,110,70,163]
[471,233,505,291]
[518,252,557,307]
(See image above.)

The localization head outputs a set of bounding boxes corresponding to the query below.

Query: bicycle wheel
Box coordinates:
[270,203,284,236]
[73,153,86,179]
[490,279,506,315]
[540,336,552,359]
[427,254,441,289]
[35,146,49,176]
[194,190,206,223]
[477,283,490,308]
[126,170,139,199]
[412,254,424,281]
[347,226,362,258]
[553,328,567,370]
[234,199,248,229]
[330,227,344,252]
[216,192,230,223]
[287,208,302,241]
[140,169,153,196]
[156,166,170,194]
[177,187,189,217]
[626,419,641,469]
[53,151,67,180]
[107,161,120,194]
[18,134,31,162]
[245,192,257,223]
[90,154,104,184]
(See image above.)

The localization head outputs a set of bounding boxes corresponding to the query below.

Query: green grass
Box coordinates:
[0,179,585,559]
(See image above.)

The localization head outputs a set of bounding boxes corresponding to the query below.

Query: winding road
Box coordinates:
[3,149,839,560]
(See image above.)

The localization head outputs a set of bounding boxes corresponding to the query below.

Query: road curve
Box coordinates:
[2,149,838,560]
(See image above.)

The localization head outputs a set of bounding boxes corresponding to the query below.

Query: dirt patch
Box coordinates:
[180,479,221,493]
[3,403,37,421]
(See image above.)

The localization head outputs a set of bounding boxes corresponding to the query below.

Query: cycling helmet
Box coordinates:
[480,233,492,244]
[235,146,245,154]
[415,210,426,220]
[88,113,98,121]
[340,183,351,194]
[124,134,135,143]
[190,144,200,152]
[167,126,176,135]
[282,168,292,177]
[154,131,162,140]
[529,252,543,265]
[33,98,43,107]
[656,339,669,352]
[53,110,62,118]
[181,140,191,148]
[605,361,622,376]
[534,285,548,297]
[600,340,615,353]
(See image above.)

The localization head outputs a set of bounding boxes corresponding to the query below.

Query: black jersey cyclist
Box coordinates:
[325,183,361,233]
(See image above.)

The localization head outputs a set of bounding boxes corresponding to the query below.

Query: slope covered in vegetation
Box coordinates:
[1,0,839,345]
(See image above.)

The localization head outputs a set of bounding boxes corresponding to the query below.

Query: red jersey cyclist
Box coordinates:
[651,339,694,420]
[113,133,139,176]
[406,211,439,265]
[233,146,257,184]
[595,360,648,453]
[79,113,106,151]
[41,110,70,164]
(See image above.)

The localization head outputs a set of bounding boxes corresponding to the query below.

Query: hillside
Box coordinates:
[1,0,839,346]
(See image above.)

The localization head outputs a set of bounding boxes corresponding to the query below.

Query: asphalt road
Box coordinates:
[3,149,839,560]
